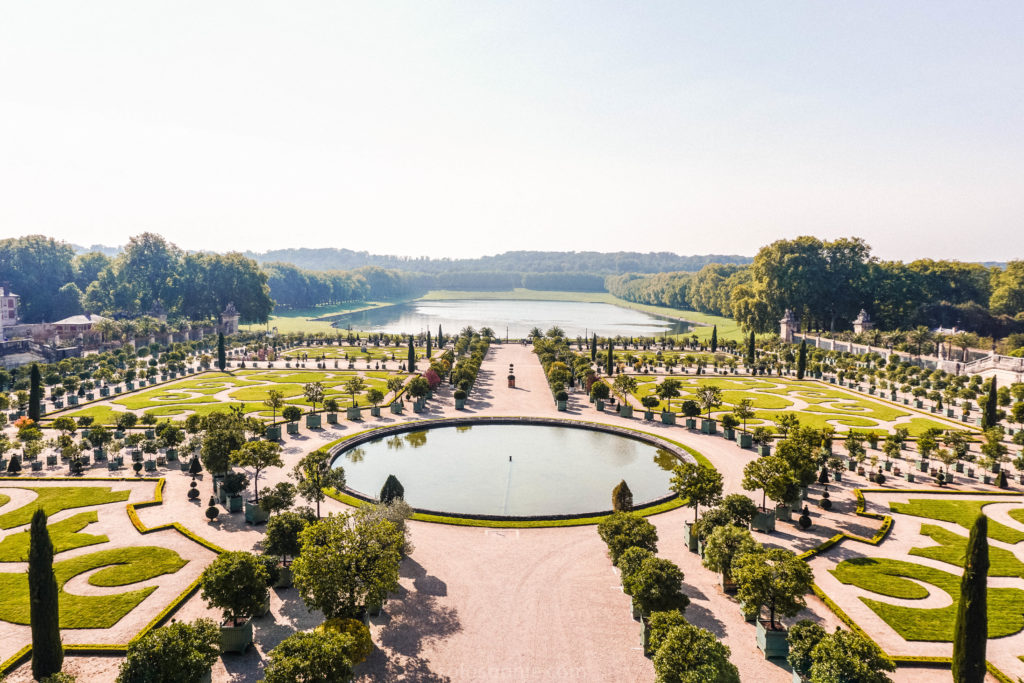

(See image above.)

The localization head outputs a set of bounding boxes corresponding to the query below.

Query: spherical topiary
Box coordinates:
[188,480,200,500]
[555,390,568,402]
[798,506,812,529]
[205,496,220,522]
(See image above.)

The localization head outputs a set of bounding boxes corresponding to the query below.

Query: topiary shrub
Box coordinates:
[187,480,200,500]
[453,389,467,400]
[612,480,633,512]
[681,400,701,418]
[116,618,220,683]
[597,512,658,564]
[205,497,220,522]
[379,475,404,504]
[555,390,568,402]
[798,506,812,530]
[623,556,689,616]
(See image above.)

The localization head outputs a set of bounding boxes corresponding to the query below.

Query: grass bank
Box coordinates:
[241,300,404,335]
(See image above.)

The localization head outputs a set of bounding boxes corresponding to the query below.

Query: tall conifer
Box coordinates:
[28,363,42,422]
[952,514,988,683]
[797,340,807,380]
[217,333,226,372]
[29,509,63,680]
[407,336,415,371]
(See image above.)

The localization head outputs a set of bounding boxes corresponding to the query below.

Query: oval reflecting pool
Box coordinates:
[334,424,684,517]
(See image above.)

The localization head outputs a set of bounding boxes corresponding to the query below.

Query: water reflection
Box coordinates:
[345,447,366,463]
[653,448,680,472]
[405,431,428,448]
[385,436,404,450]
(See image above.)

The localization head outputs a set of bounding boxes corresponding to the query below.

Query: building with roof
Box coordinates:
[53,313,109,338]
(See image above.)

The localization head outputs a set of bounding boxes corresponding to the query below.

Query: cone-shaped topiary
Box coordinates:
[952,514,988,683]
[29,509,63,680]
[217,333,226,372]
[612,480,633,512]
[796,340,807,380]
[29,363,42,423]
[380,474,405,504]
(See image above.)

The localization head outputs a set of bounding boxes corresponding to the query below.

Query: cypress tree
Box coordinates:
[591,333,597,363]
[426,331,432,359]
[710,326,718,353]
[982,379,998,430]
[407,336,415,371]
[380,474,405,504]
[606,340,614,375]
[796,340,807,380]
[29,509,62,680]
[952,514,988,683]
[746,331,755,368]
[438,324,443,348]
[28,363,42,422]
[612,480,633,512]
[216,333,226,372]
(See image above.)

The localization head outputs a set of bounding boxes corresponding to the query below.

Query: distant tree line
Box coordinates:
[1,234,273,324]
[608,236,1024,337]
[246,247,751,274]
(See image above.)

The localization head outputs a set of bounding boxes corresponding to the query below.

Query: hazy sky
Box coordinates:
[1,2,1021,260]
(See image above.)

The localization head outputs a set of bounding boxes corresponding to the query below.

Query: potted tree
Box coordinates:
[641,395,659,421]
[454,388,468,410]
[669,462,723,552]
[621,555,690,621]
[367,388,384,417]
[408,376,430,412]
[387,377,405,414]
[282,405,302,435]
[613,374,637,418]
[343,377,365,420]
[742,456,797,533]
[656,378,681,424]
[721,414,739,441]
[199,551,269,653]
[732,546,813,659]
[590,380,610,411]
[786,620,826,683]
[323,398,340,424]
[263,389,284,441]
[303,382,325,428]
[232,440,284,524]
[695,384,723,434]
[681,400,701,430]
[264,510,310,588]
[752,427,774,457]
[116,618,221,683]
[702,524,758,593]
[220,471,249,511]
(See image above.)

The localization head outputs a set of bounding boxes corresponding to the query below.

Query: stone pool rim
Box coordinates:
[327,416,697,522]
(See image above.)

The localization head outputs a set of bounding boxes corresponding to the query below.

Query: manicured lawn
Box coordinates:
[0,546,188,628]
[0,511,107,561]
[831,556,1024,640]
[911,524,1024,578]
[890,499,1024,544]
[0,493,8,509]
[0,486,130,530]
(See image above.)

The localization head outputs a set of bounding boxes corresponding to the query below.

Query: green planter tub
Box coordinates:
[219,619,253,654]
[756,620,789,659]
[245,500,270,524]
[265,425,281,441]
[660,411,676,425]
[618,404,633,418]
[346,406,361,421]
[286,422,299,435]
[305,413,322,429]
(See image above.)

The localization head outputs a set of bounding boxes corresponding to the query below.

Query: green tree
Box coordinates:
[982,379,998,430]
[263,389,284,424]
[733,399,755,432]
[292,511,403,619]
[262,630,355,683]
[264,512,310,565]
[694,384,723,420]
[612,480,633,512]
[407,336,415,371]
[656,378,682,411]
[746,331,756,366]
[591,333,597,363]
[952,514,988,683]
[29,509,63,680]
[702,524,758,583]
[200,411,245,476]
[732,546,813,629]
[742,456,797,511]
[710,325,718,353]
[670,462,723,524]
[342,377,364,409]
[379,474,404,504]
[796,340,807,380]
[425,330,432,358]
[231,440,283,503]
[29,364,42,423]
[596,511,658,563]
[653,622,740,683]
[116,618,220,683]
[787,620,826,680]
[199,551,268,626]
[622,556,689,616]
[606,339,615,375]
[612,373,638,403]
[303,381,326,413]
[291,449,347,518]
[809,628,895,683]
[216,333,226,372]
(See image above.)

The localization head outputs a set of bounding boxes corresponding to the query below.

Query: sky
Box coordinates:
[0,1,1022,261]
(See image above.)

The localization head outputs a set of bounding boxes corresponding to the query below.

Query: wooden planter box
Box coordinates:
[286,422,299,435]
[643,410,654,421]
[700,418,717,434]
[752,510,776,533]
[390,401,403,414]
[758,444,772,457]
[245,500,270,524]
[595,400,605,412]
[219,619,253,654]
[660,411,676,425]
[618,404,633,418]
[305,413,322,429]
[684,522,698,552]
[227,495,243,513]
[775,503,792,523]
[736,432,752,448]
[756,620,789,659]
[326,413,338,424]
[723,428,735,440]
[346,407,361,421]
[265,425,281,441]
[144,460,157,472]
[370,406,381,417]
[685,418,697,429]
